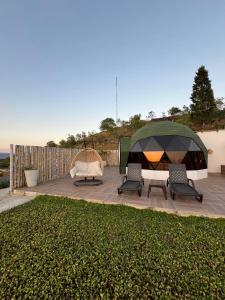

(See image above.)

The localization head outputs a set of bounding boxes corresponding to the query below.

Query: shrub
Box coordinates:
[0,196,224,298]
[0,180,9,189]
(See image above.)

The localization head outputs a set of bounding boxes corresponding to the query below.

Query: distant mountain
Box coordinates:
[0,153,9,159]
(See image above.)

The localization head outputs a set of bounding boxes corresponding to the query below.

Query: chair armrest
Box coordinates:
[188,178,195,188]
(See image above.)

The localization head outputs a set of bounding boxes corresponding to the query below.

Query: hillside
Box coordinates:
[46,106,225,150]
[82,113,225,150]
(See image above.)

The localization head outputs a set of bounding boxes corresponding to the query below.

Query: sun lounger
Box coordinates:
[167,164,203,202]
[118,163,144,197]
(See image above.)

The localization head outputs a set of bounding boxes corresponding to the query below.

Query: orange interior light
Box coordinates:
[144,151,164,162]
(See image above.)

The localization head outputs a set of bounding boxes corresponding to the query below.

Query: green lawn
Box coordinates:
[0,196,225,299]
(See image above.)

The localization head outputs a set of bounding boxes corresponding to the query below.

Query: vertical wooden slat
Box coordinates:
[17,146,20,188]
[34,146,38,182]
[31,146,34,168]
[19,146,22,187]
[40,147,43,183]
[14,145,18,188]
[39,147,41,182]
[49,147,52,180]
[53,147,56,179]
[41,147,44,182]
[24,146,30,186]
[56,148,59,178]
[58,148,61,178]
[10,144,14,193]
[24,146,30,168]
[45,147,47,181]
[50,147,52,180]
[22,146,26,187]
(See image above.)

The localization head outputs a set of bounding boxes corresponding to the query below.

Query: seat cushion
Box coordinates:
[86,161,103,176]
[70,161,103,178]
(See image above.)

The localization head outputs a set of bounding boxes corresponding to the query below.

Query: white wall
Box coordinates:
[197,129,225,173]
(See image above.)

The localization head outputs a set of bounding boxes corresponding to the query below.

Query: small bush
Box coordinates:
[0,180,9,189]
[0,196,224,298]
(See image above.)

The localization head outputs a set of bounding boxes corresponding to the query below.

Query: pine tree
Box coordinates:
[190,65,216,124]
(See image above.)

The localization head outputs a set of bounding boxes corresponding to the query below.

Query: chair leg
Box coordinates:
[147,187,151,198]
[198,195,203,202]
[163,187,167,200]
[170,191,175,200]
[118,188,122,195]
[138,187,142,197]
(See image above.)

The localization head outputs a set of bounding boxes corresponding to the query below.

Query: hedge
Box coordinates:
[0,196,224,298]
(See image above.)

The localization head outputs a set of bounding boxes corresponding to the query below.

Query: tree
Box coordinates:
[146,111,155,120]
[75,133,82,141]
[59,139,67,148]
[215,97,224,110]
[182,105,190,114]
[190,65,216,124]
[100,118,116,131]
[168,106,182,116]
[66,135,77,147]
[129,114,145,129]
[81,132,87,139]
[117,118,129,127]
[87,130,96,137]
[46,141,57,147]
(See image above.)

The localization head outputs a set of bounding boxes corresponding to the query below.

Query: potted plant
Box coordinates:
[23,166,38,187]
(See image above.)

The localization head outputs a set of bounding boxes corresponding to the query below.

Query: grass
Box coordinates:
[0,196,225,299]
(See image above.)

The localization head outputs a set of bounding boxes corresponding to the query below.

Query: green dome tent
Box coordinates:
[119,121,207,174]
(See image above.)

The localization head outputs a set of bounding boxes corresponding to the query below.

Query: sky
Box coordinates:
[0,0,225,152]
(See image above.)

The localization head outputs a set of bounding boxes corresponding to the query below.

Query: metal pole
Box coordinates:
[10,144,14,194]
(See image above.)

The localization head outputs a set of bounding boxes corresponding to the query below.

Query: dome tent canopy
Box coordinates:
[119,121,208,174]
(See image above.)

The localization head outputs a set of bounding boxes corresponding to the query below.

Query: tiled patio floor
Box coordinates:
[15,167,225,218]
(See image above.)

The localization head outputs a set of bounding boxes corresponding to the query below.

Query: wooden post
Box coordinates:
[10,144,14,194]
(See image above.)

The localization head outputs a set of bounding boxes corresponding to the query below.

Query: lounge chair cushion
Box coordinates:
[70,161,103,178]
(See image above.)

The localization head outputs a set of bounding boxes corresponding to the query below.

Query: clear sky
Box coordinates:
[1,0,225,152]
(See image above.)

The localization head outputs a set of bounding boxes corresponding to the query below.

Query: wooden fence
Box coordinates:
[10,145,119,191]
[11,145,80,189]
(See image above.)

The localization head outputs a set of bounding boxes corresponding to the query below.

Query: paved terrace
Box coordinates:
[14,167,225,218]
